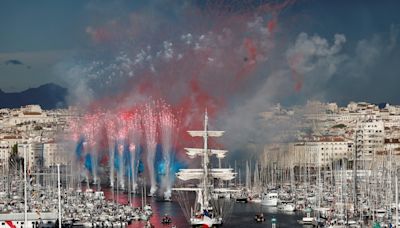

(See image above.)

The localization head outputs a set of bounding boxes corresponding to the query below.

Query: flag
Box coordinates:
[5,221,16,228]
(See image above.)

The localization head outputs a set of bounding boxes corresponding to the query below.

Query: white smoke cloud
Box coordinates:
[55,63,94,107]
[338,25,398,82]
[286,33,347,78]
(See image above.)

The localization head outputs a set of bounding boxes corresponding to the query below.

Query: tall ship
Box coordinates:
[173,111,236,228]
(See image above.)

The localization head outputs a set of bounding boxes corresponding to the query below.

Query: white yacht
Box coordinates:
[278,202,296,212]
[261,192,278,206]
[173,111,236,227]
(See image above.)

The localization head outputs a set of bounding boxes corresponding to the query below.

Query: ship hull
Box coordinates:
[190,216,223,228]
[261,198,278,206]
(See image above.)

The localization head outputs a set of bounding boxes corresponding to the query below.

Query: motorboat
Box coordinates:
[261,192,278,206]
[254,213,265,222]
[278,202,296,212]
[161,215,172,224]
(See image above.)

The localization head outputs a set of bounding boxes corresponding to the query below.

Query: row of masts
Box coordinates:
[0,143,156,225]
[239,142,400,224]
[0,145,63,226]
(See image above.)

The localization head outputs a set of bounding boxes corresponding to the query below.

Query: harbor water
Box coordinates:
[103,189,306,228]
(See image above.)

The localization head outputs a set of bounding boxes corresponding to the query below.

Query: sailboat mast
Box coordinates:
[396,169,398,227]
[353,127,358,212]
[57,164,62,228]
[23,144,27,226]
[235,160,237,186]
[141,180,144,208]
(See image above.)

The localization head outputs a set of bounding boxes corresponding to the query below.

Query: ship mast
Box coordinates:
[174,110,236,221]
[202,110,210,210]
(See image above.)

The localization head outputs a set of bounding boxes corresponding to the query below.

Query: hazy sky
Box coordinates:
[0,0,400,106]
[0,1,85,91]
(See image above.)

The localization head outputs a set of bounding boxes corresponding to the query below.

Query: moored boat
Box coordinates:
[261,192,278,207]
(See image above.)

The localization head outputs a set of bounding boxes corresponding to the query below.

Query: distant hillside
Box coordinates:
[0,83,68,109]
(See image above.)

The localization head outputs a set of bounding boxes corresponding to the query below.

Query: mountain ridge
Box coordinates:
[0,83,68,109]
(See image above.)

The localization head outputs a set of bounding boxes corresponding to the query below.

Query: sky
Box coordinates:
[2,0,400,162]
[0,0,400,107]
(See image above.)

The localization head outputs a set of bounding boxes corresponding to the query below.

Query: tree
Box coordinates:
[34,126,43,131]
[332,124,347,129]
[12,144,17,154]
[9,144,23,171]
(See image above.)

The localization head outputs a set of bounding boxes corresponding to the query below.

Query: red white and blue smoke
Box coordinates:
[61,0,359,196]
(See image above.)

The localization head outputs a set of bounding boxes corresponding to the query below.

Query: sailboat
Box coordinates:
[173,111,236,227]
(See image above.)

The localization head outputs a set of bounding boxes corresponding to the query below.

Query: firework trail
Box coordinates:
[82,141,90,189]
[117,144,125,189]
[117,114,129,189]
[69,116,85,188]
[143,103,158,196]
[128,143,137,192]
[105,113,117,188]
[128,112,142,193]
[159,101,178,200]
[83,113,101,187]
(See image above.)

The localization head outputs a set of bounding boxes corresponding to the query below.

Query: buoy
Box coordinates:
[271,217,277,228]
